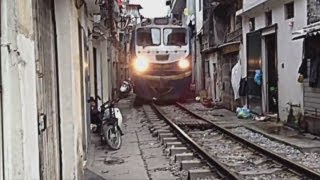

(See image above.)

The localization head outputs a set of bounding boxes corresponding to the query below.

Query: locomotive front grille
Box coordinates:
[155,54,169,61]
[151,63,177,71]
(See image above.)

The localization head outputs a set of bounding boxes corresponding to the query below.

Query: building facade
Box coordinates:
[239,0,306,120]
[201,0,243,110]
[0,0,123,179]
[291,0,320,135]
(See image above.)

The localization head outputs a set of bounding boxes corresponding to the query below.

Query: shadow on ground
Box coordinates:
[84,168,106,180]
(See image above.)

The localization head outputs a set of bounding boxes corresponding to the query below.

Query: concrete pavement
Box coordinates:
[85,96,179,180]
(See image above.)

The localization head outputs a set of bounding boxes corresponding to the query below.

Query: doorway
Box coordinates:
[93,47,98,98]
[34,0,62,178]
[265,34,278,113]
[78,22,91,159]
[247,31,262,114]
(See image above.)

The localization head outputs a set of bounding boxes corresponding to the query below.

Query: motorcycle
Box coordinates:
[100,100,124,150]
[89,97,124,150]
[119,80,132,98]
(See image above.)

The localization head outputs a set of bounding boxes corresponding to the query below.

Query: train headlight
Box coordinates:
[133,56,149,73]
[178,59,190,69]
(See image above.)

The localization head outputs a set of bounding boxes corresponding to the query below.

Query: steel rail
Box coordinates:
[176,102,320,179]
[151,103,241,180]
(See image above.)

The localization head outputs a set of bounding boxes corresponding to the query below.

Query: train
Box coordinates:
[130,17,192,102]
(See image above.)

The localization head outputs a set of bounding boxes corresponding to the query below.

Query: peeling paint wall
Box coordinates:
[1,0,113,179]
[54,0,88,178]
[1,0,40,179]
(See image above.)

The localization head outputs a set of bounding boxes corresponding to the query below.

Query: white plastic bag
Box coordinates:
[231,61,242,100]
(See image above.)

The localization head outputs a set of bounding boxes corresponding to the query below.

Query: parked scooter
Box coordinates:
[88,97,124,150]
[119,80,132,98]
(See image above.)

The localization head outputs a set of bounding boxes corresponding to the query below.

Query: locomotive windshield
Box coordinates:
[164,28,187,46]
[137,28,161,46]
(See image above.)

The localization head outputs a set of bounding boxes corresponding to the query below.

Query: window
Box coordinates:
[265,11,272,26]
[285,2,294,19]
[137,28,161,46]
[164,28,187,46]
[205,61,210,78]
[249,18,255,31]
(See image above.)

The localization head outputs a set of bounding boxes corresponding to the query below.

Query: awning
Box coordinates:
[201,41,240,54]
[292,22,320,40]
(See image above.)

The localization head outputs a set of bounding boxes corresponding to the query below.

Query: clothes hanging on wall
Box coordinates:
[231,61,242,100]
[298,57,308,80]
[309,56,320,87]
[298,38,309,79]
[239,78,247,97]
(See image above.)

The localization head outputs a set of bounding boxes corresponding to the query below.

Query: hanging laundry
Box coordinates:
[309,56,320,87]
[298,58,308,83]
[254,69,262,86]
[239,78,247,97]
[298,38,309,80]
[231,61,242,100]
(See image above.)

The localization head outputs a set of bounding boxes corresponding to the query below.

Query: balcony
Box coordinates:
[226,27,242,42]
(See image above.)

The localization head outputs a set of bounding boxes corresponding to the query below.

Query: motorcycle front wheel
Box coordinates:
[103,124,122,150]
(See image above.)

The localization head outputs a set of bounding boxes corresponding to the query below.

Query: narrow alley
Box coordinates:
[1,0,320,180]
[85,94,320,179]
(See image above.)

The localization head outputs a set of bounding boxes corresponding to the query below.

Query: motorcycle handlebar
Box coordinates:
[100,100,118,110]
[88,96,118,109]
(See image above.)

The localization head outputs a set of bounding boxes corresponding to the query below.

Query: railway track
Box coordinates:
[143,103,320,180]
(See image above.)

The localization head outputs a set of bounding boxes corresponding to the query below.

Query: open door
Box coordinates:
[247,31,262,114]
[265,33,278,113]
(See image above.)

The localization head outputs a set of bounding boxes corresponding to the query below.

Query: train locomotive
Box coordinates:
[130,17,192,102]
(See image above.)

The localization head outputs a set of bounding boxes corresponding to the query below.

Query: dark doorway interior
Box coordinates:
[93,47,98,99]
[265,34,278,113]
[247,31,262,114]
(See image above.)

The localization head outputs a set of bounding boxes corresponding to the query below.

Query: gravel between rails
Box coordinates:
[232,127,320,173]
[187,129,299,180]
[159,105,301,179]
[181,102,320,174]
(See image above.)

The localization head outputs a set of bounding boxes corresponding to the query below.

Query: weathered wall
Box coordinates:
[195,37,203,93]
[92,38,112,105]
[307,0,320,24]
[54,0,87,178]
[79,3,93,162]
[1,0,110,179]
[208,53,219,99]
[241,0,307,120]
[195,0,203,34]
[1,0,40,179]
[101,40,112,102]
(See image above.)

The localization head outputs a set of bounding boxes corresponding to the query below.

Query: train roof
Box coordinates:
[135,17,184,28]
